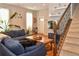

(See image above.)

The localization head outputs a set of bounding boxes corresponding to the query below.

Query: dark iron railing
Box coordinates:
[53,3,71,56]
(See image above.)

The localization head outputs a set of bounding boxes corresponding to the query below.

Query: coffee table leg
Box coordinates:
[50,41,53,50]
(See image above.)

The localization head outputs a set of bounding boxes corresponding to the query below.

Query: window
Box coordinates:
[0,8,9,32]
[26,12,33,33]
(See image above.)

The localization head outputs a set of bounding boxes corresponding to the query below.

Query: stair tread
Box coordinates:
[69,28,79,32]
[65,37,79,45]
[66,36,79,40]
[67,31,79,35]
[70,25,79,28]
[69,26,79,29]
[70,27,79,29]
[62,42,79,54]
[71,22,79,24]
[67,31,79,34]
[72,20,79,23]
[67,32,79,36]
[67,34,79,38]
[60,49,79,56]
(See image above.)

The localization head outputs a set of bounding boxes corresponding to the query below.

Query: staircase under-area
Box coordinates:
[47,3,69,56]
[60,5,79,56]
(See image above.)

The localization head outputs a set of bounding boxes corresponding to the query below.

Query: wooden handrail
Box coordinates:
[57,3,71,28]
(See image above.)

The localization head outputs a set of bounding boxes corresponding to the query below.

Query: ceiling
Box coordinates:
[9,3,49,10]
[9,3,69,11]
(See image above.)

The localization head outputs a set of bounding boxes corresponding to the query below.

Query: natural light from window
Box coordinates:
[26,12,33,33]
[0,8,9,32]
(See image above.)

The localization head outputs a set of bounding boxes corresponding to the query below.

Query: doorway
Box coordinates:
[38,18,44,34]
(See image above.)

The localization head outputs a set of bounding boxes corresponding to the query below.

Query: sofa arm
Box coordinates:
[13,36,26,40]
[19,42,47,56]
[0,42,16,56]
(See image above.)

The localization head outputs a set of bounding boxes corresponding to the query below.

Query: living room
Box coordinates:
[0,3,53,56]
[0,3,76,56]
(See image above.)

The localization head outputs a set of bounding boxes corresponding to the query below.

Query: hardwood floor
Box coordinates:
[47,50,53,56]
[46,42,54,56]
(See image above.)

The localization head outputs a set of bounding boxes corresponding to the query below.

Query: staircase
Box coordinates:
[60,5,79,56]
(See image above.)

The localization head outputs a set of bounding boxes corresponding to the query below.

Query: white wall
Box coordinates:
[0,3,27,30]
[37,8,49,35]
[72,3,78,16]
[0,4,37,31]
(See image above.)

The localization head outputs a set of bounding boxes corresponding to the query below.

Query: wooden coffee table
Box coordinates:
[26,34,54,50]
[26,34,52,44]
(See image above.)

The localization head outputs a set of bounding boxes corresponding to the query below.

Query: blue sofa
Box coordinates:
[3,29,26,38]
[0,38,47,56]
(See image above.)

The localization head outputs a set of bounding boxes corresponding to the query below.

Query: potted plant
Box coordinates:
[0,19,9,32]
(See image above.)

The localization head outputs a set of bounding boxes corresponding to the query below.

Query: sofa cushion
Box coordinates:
[25,45,37,52]
[20,39,37,48]
[19,42,46,56]
[4,29,26,38]
[3,39,24,55]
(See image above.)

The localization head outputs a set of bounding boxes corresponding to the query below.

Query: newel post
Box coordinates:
[53,21,58,56]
